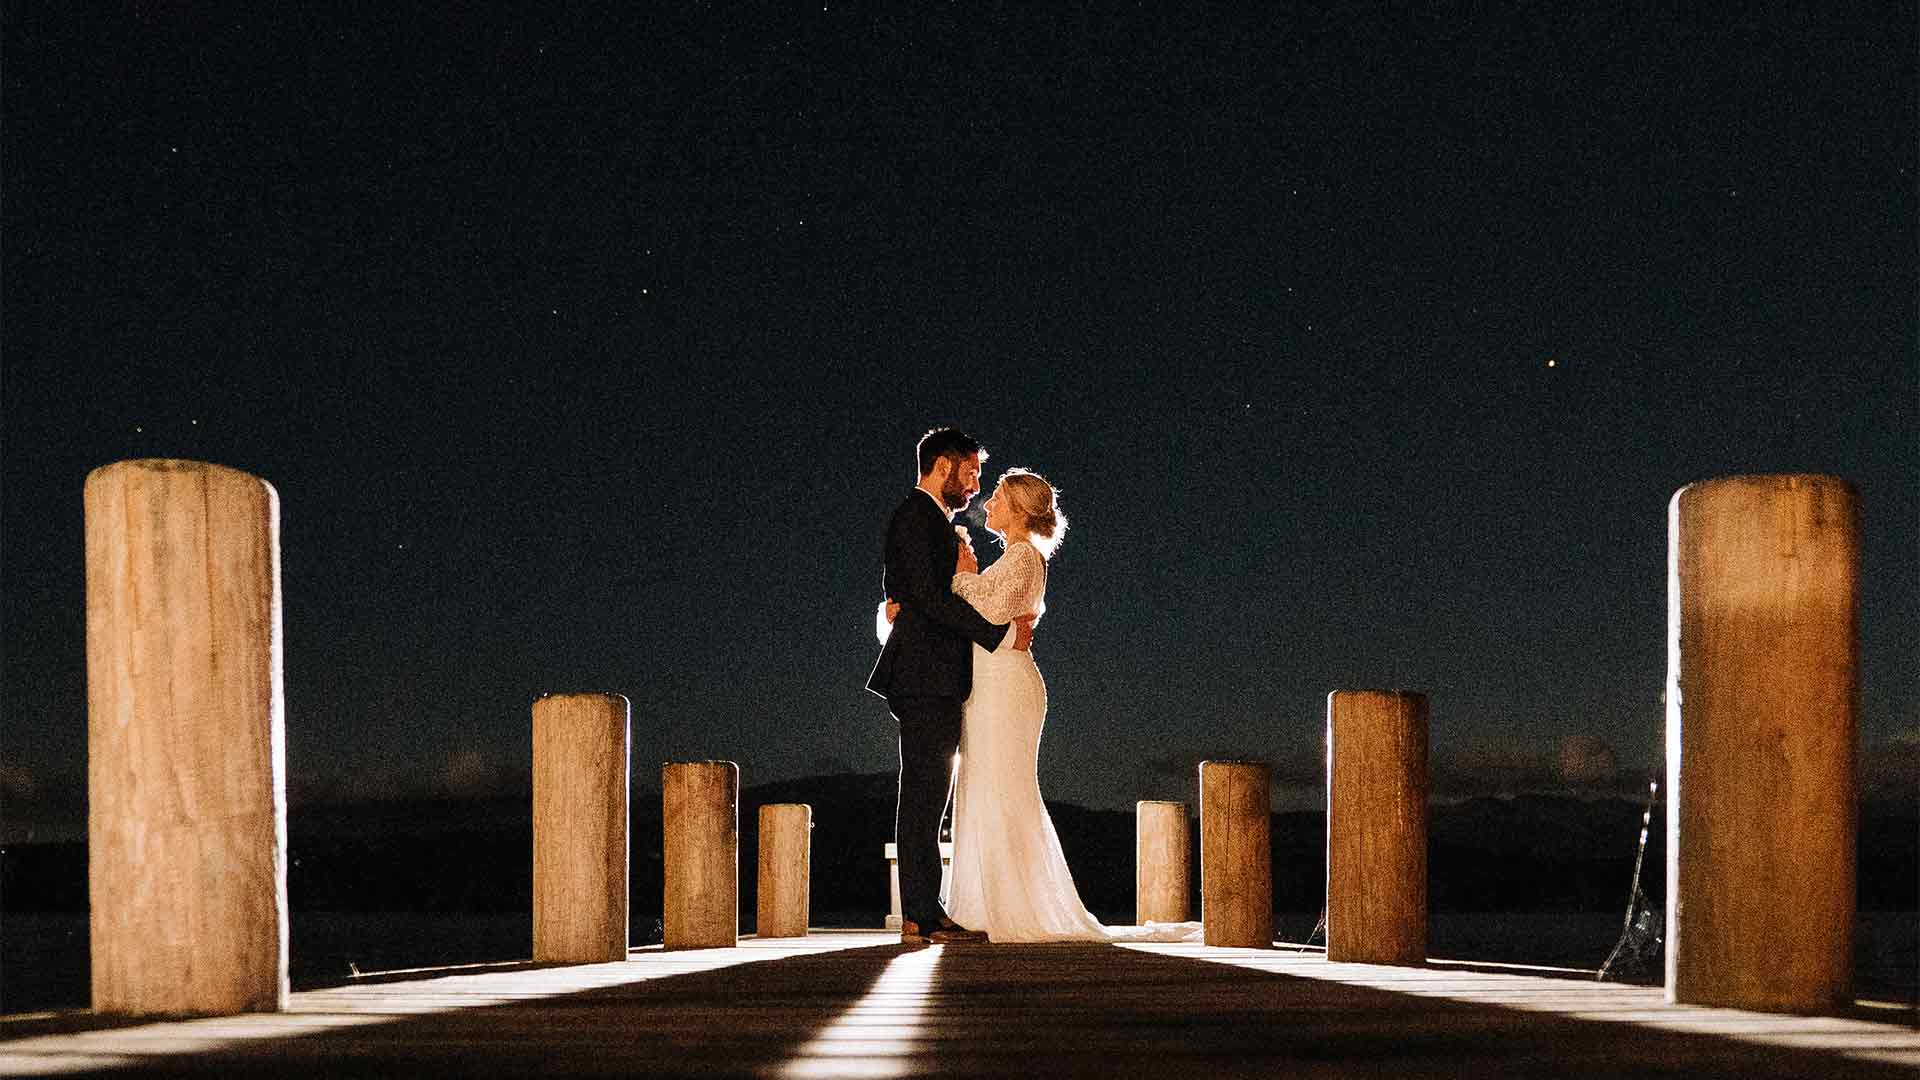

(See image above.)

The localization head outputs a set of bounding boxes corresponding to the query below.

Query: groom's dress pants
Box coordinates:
[891,695,965,927]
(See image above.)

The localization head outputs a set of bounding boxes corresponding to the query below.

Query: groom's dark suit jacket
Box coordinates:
[866,490,1009,702]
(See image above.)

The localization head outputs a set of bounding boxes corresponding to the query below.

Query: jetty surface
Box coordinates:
[3,931,1915,1077]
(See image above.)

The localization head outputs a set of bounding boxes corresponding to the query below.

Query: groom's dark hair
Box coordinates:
[917,426,985,476]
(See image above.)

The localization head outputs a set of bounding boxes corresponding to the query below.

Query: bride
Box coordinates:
[925,468,1197,943]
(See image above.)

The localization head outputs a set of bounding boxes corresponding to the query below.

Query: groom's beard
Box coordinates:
[941,480,973,511]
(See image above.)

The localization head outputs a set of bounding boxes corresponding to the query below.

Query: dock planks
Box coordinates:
[2,931,1915,1077]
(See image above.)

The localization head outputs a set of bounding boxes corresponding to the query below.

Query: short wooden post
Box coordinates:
[84,459,288,1016]
[1326,690,1429,965]
[1136,800,1191,924]
[1666,474,1858,1011]
[756,804,812,938]
[1199,761,1272,947]
[663,760,739,949]
[533,693,630,963]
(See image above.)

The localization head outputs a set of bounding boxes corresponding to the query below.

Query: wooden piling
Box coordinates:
[533,693,630,963]
[1136,800,1191,924]
[755,803,812,938]
[1666,474,1858,1012]
[1199,761,1272,947]
[1326,690,1429,965]
[663,760,739,949]
[84,459,288,1016]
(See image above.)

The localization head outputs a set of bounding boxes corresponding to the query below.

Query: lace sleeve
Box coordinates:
[952,543,1044,625]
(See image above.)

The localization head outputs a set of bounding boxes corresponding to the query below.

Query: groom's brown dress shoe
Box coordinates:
[899,919,932,946]
[929,917,989,944]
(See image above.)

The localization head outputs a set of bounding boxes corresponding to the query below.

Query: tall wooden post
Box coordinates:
[663,760,739,949]
[1200,761,1272,947]
[1326,690,1429,965]
[1136,800,1191,924]
[533,693,630,963]
[1667,474,1858,1011]
[756,803,812,938]
[84,459,288,1016]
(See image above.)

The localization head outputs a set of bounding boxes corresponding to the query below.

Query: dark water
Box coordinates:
[5,910,1913,1015]
[3,911,530,1013]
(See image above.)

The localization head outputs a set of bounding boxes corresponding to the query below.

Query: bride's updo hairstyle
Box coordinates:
[999,468,1068,559]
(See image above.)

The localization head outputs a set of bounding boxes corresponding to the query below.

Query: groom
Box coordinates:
[868,426,1033,945]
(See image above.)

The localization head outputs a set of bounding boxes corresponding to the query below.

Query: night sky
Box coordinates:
[4,6,1914,839]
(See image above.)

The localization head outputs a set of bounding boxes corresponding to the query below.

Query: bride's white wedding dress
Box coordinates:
[939,539,1199,943]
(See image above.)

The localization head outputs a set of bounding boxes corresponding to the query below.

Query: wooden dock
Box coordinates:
[3,931,1915,1077]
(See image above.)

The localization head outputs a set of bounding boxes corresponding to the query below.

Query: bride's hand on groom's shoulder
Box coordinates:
[884,600,901,624]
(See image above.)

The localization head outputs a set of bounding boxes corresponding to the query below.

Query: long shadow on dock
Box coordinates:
[926,944,1916,1078]
[10,939,1917,1078]
[8,940,909,1078]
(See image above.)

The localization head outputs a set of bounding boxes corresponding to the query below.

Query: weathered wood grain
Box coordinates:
[1199,761,1271,947]
[755,804,812,938]
[83,459,288,1017]
[1135,800,1190,924]
[663,760,738,949]
[1326,689,1428,964]
[1667,474,1859,1012]
[533,693,630,963]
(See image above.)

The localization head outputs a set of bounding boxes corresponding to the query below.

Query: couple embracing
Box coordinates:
[867,427,1197,945]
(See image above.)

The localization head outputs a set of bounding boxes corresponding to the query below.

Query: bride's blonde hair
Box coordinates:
[998,468,1068,559]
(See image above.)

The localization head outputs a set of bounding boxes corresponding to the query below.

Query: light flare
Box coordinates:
[777,946,943,1079]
